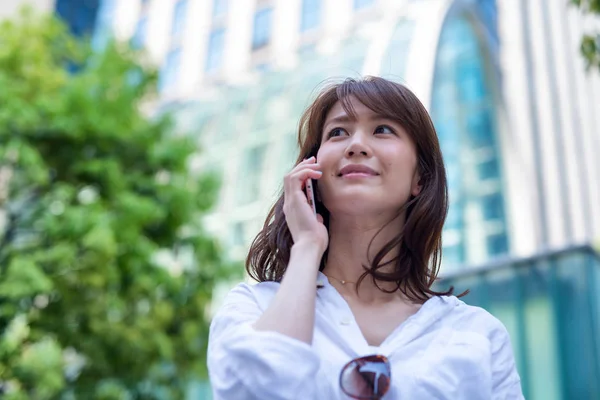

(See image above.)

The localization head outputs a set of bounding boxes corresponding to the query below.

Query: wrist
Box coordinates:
[292,237,327,256]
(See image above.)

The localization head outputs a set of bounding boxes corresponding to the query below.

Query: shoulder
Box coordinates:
[442,296,512,343]
[219,279,281,313]
[209,280,281,335]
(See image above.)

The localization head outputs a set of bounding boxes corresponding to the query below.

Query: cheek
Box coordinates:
[382,149,418,189]
[316,147,336,175]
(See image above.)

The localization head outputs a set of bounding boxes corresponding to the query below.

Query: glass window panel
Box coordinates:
[213,0,227,17]
[555,254,600,398]
[206,29,225,72]
[478,158,500,181]
[255,63,270,73]
[523,266,562,400]
[55,0,100,37]
[171,0,188,36]
[160,48,181,91]
[132,17,147,48]
[300,0,321,32]
[465,110,494,148]
[486,233,508,255]
[482,192,504,220]
[353,0,374,10]
[252,8,273,49]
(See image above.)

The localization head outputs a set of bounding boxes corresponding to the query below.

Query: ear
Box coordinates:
[411,172,423,197]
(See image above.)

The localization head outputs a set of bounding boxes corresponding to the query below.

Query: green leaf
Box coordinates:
[0,258,53,298]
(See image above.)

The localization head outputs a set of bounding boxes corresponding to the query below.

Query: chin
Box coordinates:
[324,194,389,215]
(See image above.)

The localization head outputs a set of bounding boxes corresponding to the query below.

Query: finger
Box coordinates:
[291,162,321,175]
[284,168,322,195]
[292,169,322,186]
[297,156,316,166]
[316,214,324,224]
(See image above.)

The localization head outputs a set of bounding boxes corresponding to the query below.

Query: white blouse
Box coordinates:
[207,272,524,400]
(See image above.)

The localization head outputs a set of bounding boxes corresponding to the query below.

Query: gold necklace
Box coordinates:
[323,274,357,285]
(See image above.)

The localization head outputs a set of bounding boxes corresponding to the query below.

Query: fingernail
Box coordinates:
[315,170,322,175]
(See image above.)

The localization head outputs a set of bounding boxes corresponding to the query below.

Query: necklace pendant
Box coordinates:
[341,280,346,284]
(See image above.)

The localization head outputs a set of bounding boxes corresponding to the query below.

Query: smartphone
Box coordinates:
[305,178,317,216]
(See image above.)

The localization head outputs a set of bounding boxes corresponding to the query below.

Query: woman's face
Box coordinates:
[316,96,422,216]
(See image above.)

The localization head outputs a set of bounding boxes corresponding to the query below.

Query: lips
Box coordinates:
[338,164,379,176]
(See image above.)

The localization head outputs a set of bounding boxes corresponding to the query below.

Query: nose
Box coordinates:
[346,132,370,158]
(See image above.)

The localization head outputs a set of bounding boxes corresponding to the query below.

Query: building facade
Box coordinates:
[98,0,600,271]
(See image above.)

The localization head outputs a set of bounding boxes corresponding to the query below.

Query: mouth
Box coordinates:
[338,164,379,178]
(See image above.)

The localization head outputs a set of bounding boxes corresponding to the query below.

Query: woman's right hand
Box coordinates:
[282,157,329,254]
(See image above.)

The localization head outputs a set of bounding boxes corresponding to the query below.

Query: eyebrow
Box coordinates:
[324,114,354,126]
[323,113,394,127]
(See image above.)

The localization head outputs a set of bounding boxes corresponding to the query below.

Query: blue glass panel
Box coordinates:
[301,0,321,32]
[160,49,181,91]
[482,192,504,220]
[486,233,508,255]
[55,0,100,37]
[353,0,374,10]
[132,17,147,48]
[171,0,188,36]
[252,8,272,49]
[93,0,117,50]
[255,63,270,73]
[466,111,494,148]
[476,0,498,45]
[206,29,225,72]
[478,158,500,181]
[213,0,227,17]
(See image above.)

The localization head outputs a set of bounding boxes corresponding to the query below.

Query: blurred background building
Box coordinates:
[4,0,599,398]
[91,0,600,270]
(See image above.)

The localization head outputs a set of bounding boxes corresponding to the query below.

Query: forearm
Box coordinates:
[253,239,323,344]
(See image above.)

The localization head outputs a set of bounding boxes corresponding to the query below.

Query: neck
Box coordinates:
[322,211,406,303]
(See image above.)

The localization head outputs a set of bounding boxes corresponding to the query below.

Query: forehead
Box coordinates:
[324,96,378,122]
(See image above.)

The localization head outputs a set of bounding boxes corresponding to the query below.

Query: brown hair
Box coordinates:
[246,76,462,302]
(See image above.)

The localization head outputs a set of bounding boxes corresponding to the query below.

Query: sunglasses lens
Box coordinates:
[340,355,391,399]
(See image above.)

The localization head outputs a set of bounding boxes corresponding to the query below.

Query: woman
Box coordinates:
[207,77,524,399]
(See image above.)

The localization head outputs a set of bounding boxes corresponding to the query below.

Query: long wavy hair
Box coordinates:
[246,76,461,302]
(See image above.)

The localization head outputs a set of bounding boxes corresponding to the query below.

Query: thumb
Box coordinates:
[316,213,324,224]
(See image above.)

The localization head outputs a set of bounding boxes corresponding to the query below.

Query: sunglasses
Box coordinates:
[339,354,391,399]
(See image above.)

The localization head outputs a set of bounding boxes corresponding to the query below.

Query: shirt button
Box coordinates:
[340,318,352,326]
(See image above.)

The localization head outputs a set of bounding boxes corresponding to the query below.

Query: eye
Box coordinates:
[374,125,395,135]
[327,127,348,138]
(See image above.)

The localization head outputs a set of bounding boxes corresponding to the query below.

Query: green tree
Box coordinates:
[0,10,236,399]
[571,0,600,72]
